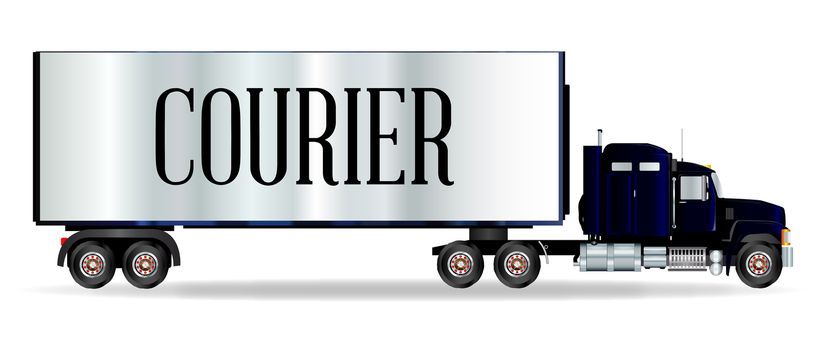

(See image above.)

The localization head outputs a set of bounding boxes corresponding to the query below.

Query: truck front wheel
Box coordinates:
[736,242,782,288]
[437,241,484,288]
[122,241,170,289]
[68,241,116,289]
[494,242,540,288]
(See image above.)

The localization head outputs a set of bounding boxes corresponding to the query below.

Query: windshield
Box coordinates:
[711,173,723,198]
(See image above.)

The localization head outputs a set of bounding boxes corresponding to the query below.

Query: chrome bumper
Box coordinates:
[782,246,794,267]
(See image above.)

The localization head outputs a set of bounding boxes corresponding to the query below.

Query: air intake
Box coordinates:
[668,247,707,271]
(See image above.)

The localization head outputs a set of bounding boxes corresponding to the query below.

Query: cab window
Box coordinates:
[680,175,709,201]
[611,162,631,171]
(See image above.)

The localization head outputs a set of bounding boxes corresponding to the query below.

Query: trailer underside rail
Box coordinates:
[432,240,583,256]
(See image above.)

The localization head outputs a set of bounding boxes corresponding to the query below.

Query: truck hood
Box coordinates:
[718,198,786,226]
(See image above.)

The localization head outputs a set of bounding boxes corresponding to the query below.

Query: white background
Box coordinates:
[1,1,829,349]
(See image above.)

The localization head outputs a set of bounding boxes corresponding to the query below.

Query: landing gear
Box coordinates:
[494,242,540,288]
[68,241,116,289]
[736,242,782,288]
[437,241,484,288]
[122,241,170,289]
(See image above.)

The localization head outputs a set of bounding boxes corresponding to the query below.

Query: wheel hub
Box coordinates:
[746,252,771,277]
[505,253,529,276]
[448,252,473,276]
[80,253,105,278]
[133,253,158,278]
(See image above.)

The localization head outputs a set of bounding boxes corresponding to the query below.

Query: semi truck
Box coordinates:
[34,51,793,290]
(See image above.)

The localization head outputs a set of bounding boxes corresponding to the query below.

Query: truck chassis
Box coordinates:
[54,225,792,289]
[430,228,792,289]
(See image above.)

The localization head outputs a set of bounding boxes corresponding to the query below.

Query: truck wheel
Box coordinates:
[68,241,116,289]
[494,242,540,288]
[437,241,484,288]
[122,241,170,289]
[736,242,782,288]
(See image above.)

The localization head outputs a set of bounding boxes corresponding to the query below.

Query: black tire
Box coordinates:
[437,241,484,288]
[736,242,782,288]
[494,241,540,288]
[122,241,170,289]
[68,241,116,289]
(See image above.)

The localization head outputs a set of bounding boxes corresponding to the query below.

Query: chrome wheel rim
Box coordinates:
[448,252,473,277]
[504,252,529,277]
[746,252,771,277]
[132,252,158,278]
[80,252,105,278]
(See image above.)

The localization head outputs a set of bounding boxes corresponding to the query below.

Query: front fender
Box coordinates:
[725,220,783,266]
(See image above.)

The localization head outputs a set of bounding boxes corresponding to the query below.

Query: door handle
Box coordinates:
[672,177,677,229]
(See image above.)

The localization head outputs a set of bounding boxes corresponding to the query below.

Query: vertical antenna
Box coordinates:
[681,128,684,162]
[597,129,603,147]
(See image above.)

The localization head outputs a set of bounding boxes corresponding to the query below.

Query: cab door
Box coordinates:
[675,174,717,233]
[635,161,670,237]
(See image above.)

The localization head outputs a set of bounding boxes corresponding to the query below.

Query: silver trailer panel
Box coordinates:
[35,52,564,225]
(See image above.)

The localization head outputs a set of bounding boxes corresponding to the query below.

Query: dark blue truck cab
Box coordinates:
[577,141,792,288]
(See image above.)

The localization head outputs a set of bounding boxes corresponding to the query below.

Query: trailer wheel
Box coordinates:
[494,242,540,288]
[122,241,170,289]
[68,241,116,289]
[736,242,781,288]
[437,241,484,288]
